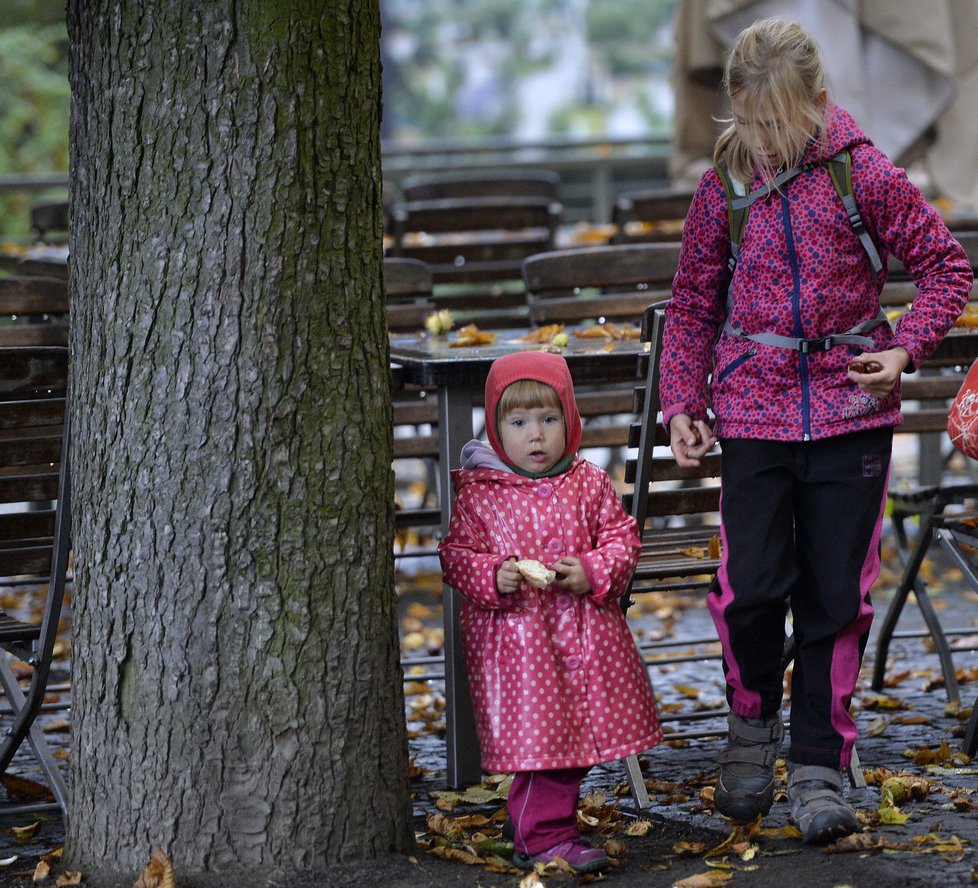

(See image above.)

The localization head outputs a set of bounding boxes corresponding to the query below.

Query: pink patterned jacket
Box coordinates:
[438,457,662,772]
[661,103,973,442]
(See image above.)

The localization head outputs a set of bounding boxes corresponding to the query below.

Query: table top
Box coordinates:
[389,327,648,388]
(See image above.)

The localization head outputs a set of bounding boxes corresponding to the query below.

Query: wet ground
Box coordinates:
[1,447,976,886]
[399,533,978,888]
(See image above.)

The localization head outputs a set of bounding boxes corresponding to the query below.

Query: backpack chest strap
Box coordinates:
[722,307,889,353]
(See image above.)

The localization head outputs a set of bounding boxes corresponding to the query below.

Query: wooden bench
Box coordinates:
[399,169,561,202]
[0,343,71,815]
[609,187,693,244]
[30,200,69,244]
[522,242,680,326]
[384,257,435,333]
[0,276,69,346]
[389,195,563,325]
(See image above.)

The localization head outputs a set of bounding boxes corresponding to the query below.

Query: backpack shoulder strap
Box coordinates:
[826,150,883,274]
[715,161,748,270]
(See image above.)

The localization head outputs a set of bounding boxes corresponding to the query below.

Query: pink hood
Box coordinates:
[484,351,583,469]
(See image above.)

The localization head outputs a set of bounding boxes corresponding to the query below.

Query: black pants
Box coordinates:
[709,427,892,769]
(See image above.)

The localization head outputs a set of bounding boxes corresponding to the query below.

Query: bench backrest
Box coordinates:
[384,258,435,333]
[400,169,561,203]
[390,196,563,286]
[522,243,680,326]
[610,188,693,244]
[0,277,69,346]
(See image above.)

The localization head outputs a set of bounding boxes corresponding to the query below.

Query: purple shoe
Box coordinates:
[513,839,609,873]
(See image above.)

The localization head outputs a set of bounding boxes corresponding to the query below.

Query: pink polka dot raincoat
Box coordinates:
[438,351,662,772]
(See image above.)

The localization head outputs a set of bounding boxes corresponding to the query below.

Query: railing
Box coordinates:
[383,134,673,224]
[0,135,674,233]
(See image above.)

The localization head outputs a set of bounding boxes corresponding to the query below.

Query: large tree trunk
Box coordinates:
[66,0,411,878]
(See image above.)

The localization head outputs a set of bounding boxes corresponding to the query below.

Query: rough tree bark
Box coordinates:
[66,0,411,879]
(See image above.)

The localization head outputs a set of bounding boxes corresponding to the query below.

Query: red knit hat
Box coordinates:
[484,351,582,467]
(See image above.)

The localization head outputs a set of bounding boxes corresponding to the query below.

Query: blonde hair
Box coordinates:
[714,17,828,183]
[497,379,562,417]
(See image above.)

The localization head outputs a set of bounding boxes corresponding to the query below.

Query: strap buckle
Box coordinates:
[799,335,834,354]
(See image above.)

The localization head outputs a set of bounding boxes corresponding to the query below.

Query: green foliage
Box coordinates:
[0,0,66,28]
[0,25,69,174]
[586,0,673,42]
[0,22,69,237]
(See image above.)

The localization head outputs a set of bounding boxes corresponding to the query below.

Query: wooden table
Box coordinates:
[389,327,648,786]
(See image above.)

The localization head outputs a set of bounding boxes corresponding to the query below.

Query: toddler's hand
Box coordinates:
[496,558,521,595]
[553,557,591,596]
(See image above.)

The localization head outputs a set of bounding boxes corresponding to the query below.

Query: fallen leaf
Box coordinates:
[519,324,564,344]
[11,822,40,845]
[2,774,51,800]
[132,847,175,888]
[427,845,483,865]
[55,873,82,886]
[866,716,888,737]
[450,324,496,347]
[626,819,652,836]
[822,833,911,854]
[673,872,733,887]
[704,817,763,859]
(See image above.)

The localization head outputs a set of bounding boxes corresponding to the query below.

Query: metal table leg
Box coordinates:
[439,384,482,787]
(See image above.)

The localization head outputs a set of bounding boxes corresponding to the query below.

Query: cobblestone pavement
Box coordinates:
[0,540,975,887]
[404,545,978,887]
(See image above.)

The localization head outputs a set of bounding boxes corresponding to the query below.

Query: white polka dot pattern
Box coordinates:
[438,457,663,771]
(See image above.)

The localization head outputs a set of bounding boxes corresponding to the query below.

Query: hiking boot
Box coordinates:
[513,839,609,874]
[788,764,860,845]
[714,712,784,820]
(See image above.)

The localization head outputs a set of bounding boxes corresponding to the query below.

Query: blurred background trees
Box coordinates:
[1,0,680,235]
[0,0,70,236]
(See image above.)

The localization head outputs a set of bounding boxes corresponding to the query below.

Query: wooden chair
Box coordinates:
[520,244,680,459]
[871,481,978,714]
[389,196,563,322]
[385,259,440,555]
[609,188,694,244]
[30,200,69,244]
[399,169,561,202]
[0,276,69,346]
[384,257,435,333]
[0,344,71,815]
[522,242,679,326]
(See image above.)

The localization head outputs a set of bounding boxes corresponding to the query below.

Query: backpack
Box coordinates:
[948,357,978,460]
[716,150,887,354]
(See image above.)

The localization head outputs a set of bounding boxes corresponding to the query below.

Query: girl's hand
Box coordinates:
[496,558,521,595]
[847,347,910,399]
[553,557,591,596]
[669,413,716,467]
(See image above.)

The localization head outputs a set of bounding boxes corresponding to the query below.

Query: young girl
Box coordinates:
[438,351,661,874]
[660,18,973,844]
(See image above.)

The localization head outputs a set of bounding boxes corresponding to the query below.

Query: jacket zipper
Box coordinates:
[781,192,812,440]
[715,348,755,384]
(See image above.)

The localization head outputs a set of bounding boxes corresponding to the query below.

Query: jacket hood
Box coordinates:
[804,102,872,166]
[484,351,582,469]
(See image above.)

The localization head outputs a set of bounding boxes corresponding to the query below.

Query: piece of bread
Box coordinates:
[515,559,556,589]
